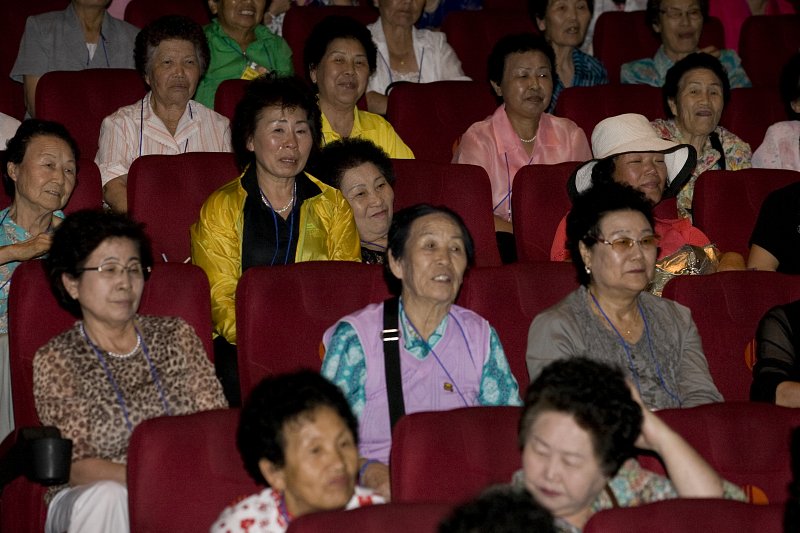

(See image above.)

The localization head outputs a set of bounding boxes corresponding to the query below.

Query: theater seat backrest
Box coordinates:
[739,15,800,88]
[720,87,786,149]
[286,502,453,533]
[554,85,663,135]
[124,0,211,27]
[214,78,249,121]
[390,406,522,503]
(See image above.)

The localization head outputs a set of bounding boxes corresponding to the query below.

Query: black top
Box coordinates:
[749,182,800,275]
[751,300,800,403]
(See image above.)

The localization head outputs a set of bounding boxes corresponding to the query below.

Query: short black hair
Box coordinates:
[487,33,556,90]
[315,137,395,190]
[566,181,654,286]
[780,52,800,120]
[438,487,556,533]
[134,15,211,79]
[231,74,323,171]
[2,119,80,199]
[45,210,154,317]
[528,0,594,22]
[237,370,359,485]
[662,52,731,118]
[646,0,709,28]
[303,15,378,84]
[519,358,643,478]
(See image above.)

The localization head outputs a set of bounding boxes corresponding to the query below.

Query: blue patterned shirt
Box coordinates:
[550,48,609,113]
[620,46,752,88]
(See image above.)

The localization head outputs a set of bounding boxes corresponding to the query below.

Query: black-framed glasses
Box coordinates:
[590,235,661,253]
[78,262,150,278]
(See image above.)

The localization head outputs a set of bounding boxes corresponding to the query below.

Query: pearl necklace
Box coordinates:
[519,134,537,143]
[259,181,296,214]
[80,323,142,359]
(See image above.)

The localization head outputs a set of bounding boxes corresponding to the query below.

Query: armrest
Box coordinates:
[0,427,71,490]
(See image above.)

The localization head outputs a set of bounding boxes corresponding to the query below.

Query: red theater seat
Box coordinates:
[127,152,239,263]
[511,162,579,263]
[287,502,453,533]
[720,87,787,149]
[214,78,249,121]
[739,15,800,88]
[35,69,147,160]
[554,85,663,134]
[662,270,800,401]
[127,408,259,533]
[236,262,390,401]
[124,0,211,28]
[390,406,522,503]
[385,80,496,163]
[594,11,724,83]
[392,159,502,266]
[584,498,783,533]
[691,168,798,258]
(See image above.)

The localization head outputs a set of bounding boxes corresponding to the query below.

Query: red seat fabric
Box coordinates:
[720,87,787,149]
[441,11,537,83]
[34,69,147,160]
[127,151,239,263]
[554,85,663,135]
[739,15,800,88]
[690,168,799,257]
[127,408,259,533]
[236,262,390,402]
[392,159,502,267]
[213,78,249,121]
[636,402,800,505]
[459,263,578,388]
[2,261,213,532]
[511,162,579,263]
[661,270,800,401]
[282,6,378,78]
[390,406,521,503]
[124,0,211,28]
[385,80,496,163]
[0,158,102,213]
[584,498,783,533]
[286,502,453,533]
[593,11,725,83]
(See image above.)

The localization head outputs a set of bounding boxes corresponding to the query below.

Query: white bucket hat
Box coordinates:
[570,113,696,199]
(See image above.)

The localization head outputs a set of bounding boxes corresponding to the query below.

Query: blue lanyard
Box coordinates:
[86,31,110,67]
[139,98,193,157]
[259,181,296,265]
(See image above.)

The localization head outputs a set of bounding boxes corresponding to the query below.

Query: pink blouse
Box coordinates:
[752,121,800,172]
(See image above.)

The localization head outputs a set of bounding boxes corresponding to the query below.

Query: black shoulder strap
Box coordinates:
[709,131,726,170]
[382,297,405,430]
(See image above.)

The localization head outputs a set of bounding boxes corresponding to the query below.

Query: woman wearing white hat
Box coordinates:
[550,113,743,294]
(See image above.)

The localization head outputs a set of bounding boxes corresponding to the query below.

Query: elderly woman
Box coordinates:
[528,182,722,409]
[322,204,522,499]
[317,138,396,264]
[516,358,744,532]
[194,0,294,109]
[34,210,227,533]
[650,53,751,218]
[192,75,359,353]
[365,0,470,115]
[454,33,591,257]
[10,0,139,118]
[0,120,78,442]
[529,0,609,112]
[753,52,800,171]
[550,113,744,294]
[95,15,232,213]
[305,16,413,159]
[751,300,800,407]
[212,371,382,532]
[621,0,751,88]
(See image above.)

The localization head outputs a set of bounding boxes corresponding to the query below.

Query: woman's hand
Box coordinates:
[3,233,53,263]
[629,383,672,454]
[360,461,392,501]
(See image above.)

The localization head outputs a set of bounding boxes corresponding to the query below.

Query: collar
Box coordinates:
[493,105,553,155]
[141,92,200,146]
[320,107,363,143]
[240,164,322,203]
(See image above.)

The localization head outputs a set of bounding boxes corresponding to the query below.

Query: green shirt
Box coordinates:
[196,19,294,109]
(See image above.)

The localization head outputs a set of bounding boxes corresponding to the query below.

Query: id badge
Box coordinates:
[241,61,268,80]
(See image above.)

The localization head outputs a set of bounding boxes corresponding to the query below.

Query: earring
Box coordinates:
[585,265,591,275]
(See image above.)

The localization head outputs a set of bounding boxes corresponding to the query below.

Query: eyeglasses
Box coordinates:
[660,7,703,21]
[78,262,150,278]
[590,235,661,253]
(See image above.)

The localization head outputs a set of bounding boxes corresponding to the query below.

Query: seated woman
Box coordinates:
[365,0,470,115]
[551,113,744,294]
[748,181,800,273]
[752,300,800,406]
[304,16,414,159]
[95,15,232,213]
[0,119,78,442]
[10,0,140,118]
[322,205,522,498]
[453,33,592,259]
[211,370,382,532]
[191,75,359,348]
[515,357,744,532]
[195,0,294,109]
[650,53,752,218]
[528,182,722,409]
[621,0,751,88]
[34,210,227,533]
[529,0,609,112]
[753,52,800,171]
[317,138,396,264]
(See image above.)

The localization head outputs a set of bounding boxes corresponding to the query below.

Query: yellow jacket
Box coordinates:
[321,108,415,159]
[191,171,360,344]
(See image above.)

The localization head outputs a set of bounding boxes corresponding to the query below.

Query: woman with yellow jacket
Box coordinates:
[191,76,359,402]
